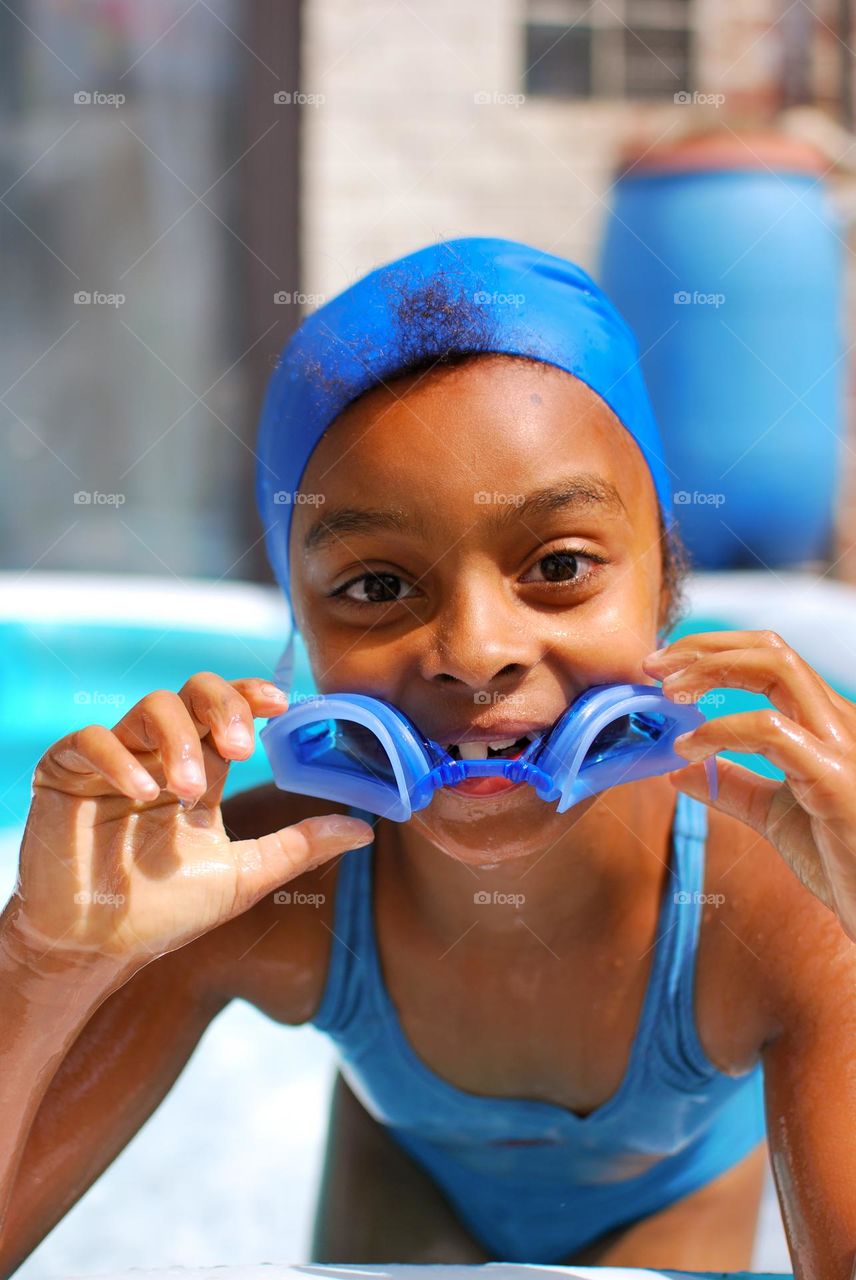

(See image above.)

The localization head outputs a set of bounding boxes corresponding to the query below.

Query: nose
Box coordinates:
[420,579,544,690]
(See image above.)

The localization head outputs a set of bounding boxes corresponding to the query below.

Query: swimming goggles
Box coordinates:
[259,682,717,822]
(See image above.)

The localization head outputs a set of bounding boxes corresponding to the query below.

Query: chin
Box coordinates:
[408,785,596,865]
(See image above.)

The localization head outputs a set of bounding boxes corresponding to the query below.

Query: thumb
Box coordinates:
[668,757,779,835]
[229,814,374,916]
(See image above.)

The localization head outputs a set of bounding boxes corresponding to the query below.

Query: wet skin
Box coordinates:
[280,355,770,1263]
[266,355,855,1270]
[6,356,856,1275]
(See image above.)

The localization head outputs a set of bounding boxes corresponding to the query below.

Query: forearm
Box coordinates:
[0,899,127,1236]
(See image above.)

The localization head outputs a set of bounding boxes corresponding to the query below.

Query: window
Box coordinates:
[524,0,695,100]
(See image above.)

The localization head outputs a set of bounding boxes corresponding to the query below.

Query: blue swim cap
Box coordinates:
[256,236,674,688]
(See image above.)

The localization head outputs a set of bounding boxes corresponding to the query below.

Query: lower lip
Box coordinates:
[448,776,526,797]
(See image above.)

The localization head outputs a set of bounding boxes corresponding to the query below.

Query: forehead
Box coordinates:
[292,355,656,524]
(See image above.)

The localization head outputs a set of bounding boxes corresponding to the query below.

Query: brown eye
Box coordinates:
[333,571,417,606]
[521,548,607,587]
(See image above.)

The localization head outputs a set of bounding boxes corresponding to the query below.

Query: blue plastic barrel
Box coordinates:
[598,131,844,569]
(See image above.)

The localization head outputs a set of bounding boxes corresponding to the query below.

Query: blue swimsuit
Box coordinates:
[310,790,766,1261]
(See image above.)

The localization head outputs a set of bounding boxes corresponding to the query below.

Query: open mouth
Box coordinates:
[442,733,535,762]
[440,733,537,798]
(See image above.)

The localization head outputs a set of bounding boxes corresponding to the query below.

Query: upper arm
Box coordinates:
[756,856,856,1278]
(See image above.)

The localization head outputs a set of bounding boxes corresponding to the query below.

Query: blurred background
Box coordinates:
[2,0,856,1274]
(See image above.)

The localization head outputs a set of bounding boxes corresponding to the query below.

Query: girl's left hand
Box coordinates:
[643,630,856,942]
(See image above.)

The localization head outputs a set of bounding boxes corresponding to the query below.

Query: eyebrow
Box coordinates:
[303,472,626,554]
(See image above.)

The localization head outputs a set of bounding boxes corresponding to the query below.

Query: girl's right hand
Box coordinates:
[5,672,374,976]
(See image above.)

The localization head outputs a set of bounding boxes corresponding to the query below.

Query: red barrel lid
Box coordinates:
[616,128,828,178]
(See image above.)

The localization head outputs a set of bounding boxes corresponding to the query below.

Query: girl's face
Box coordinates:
[287,355,669,862]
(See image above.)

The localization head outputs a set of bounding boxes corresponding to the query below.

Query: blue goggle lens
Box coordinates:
[581,711,670,768]
[290,718,399,786]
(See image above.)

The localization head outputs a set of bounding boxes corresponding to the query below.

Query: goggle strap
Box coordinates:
[272,632,295,695]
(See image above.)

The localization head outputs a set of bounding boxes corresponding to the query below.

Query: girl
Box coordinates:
[2,238,855,1277]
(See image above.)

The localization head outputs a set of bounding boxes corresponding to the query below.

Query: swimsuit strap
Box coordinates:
[657,790,717,1075]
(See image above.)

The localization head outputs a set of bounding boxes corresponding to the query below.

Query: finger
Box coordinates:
[644,628,788,672]
[228,814,375,917]
[666,758,782,836]
[669,759,838,911]
[177,672,288,764]
[659,647,848,743]
[35,723,162,801]
[673,709,849,819]
[111,690,210,802]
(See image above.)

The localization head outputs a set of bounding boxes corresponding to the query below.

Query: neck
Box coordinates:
[377,780,679,952]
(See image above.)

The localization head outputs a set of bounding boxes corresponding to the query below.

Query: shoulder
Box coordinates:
[694,801,856,1072]
[184,783,358,1024]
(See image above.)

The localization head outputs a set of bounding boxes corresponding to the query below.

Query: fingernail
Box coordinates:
[645,647,668,660]
[227,723,254,752]
[317,816,373,844]
[135,770,159,796]
[178,760,204,785]
[261,684,287,701]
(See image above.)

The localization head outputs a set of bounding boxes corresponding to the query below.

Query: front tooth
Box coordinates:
[488,737,518,751]
[458,741,489,760]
